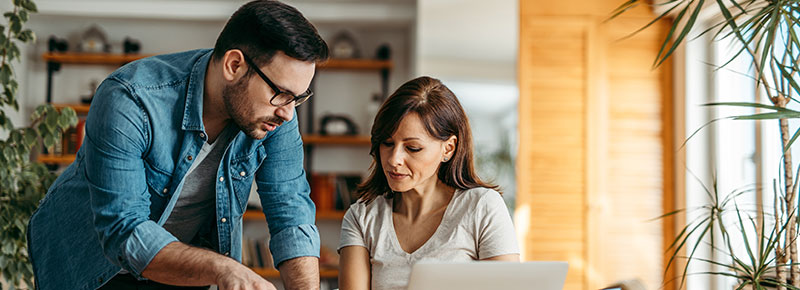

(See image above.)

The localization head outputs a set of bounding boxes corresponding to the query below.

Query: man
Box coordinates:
[27,1,328,289]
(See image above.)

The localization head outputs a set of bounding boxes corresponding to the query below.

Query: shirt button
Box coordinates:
[224,252,230,256]
[162,188,168,194]
[239,171,246,177]
[199,132,206,139]
[187,155,193,161]
[219,177,224,182]
[221,218,227,223]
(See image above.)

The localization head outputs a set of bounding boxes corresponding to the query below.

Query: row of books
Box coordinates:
[242,237,274,269]
[309,174,362,211]
[51,117,86,155]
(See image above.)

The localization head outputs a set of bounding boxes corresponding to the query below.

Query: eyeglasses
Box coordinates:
[239,50,312,107]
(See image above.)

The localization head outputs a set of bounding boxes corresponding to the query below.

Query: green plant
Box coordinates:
[611,0,800,289]
[0,0,77,289]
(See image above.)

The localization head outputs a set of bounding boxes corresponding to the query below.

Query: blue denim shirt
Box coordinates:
[27,49,319,290]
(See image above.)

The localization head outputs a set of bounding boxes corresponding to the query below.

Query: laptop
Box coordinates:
[406,261,568,290]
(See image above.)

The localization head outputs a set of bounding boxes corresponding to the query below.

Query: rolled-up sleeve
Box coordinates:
[84,78,177,277]
[255,112,319,268]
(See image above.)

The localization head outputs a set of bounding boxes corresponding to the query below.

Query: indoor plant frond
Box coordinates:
[0,0,77,289]
[611,0,800,288]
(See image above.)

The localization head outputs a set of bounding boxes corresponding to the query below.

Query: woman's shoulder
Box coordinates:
[345,195,391,219]
[455,187,503,207]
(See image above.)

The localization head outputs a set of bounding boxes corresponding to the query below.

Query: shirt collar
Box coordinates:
[182,49,213,132]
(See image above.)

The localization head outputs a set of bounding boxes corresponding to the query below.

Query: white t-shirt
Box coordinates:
[338,187,520,290]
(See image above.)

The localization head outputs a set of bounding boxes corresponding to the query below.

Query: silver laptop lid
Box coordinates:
[407,261,568,290]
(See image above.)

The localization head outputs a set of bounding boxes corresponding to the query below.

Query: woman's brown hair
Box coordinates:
[357,76,498,203]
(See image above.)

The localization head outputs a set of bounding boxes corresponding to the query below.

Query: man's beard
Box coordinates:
[222,78,284,140]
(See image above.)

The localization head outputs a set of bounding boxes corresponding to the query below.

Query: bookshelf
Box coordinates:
[52,103,91,114]
[302,134,370,146]
[42,52,151,65]
[317,59,392,70]
[37,154,76,164]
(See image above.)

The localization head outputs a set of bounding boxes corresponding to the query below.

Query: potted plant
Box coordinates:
[0,0,77,288]
[611,0,800,289]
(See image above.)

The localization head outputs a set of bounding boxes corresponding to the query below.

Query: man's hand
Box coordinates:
[214,260,277,290]
[142,242,276,290]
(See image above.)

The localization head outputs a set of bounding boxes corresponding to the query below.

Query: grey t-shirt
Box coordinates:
[163,128,234,244]
[338,187,520,290]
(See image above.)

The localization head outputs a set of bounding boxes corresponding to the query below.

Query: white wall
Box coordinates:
[415,0,519,206]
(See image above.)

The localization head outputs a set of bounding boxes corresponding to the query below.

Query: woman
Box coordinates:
[338,76,519,290]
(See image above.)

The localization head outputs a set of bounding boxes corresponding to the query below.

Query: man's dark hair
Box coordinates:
[212,0,328,66]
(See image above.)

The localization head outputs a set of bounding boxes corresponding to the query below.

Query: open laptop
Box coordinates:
[406,261,568,290]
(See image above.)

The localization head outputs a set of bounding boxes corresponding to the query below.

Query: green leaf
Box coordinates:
[23,128,36,148]
[3,146,14,162]
[786,128,800,153]
[703,101,795,112]
[21,0,37,12]
[9,15,21,34]
[656,0,706,67]
[18,10,27,22]
[0,64,10,85]
[45,110,58,131]
[732,111,800,120]
[31,105,46,120]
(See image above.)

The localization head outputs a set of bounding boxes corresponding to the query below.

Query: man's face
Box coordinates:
[223,51,315,139]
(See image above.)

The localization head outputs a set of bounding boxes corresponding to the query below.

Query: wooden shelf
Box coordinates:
[317,59,392,70]
[42,52,150,65]
[302,135,371,146]
[52,103,91,114]
[38,154,76,164]
[244,209,345,221]
[251,267,338,279]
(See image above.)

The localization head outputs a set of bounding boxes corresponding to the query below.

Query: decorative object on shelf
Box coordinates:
[375,43,391,60]
[375,44,391,99]
[320,114,358,135]
[123,36,141,54]
[80,79,99,104]
[78,24,110,53]
[48,35,68,53]
[329,30,360,59]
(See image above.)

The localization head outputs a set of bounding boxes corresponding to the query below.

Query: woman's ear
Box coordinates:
[443,135,457,162]
[222,49,246,82]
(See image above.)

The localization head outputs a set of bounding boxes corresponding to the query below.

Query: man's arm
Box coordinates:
[278,256,319,290]
[142,242,276,289]
[255,113,322,284]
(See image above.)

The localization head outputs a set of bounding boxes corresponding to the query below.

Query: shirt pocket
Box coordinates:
[230,145,267,212]
[145,167,173,198]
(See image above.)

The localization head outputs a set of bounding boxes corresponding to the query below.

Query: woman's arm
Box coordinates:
[481,254,520,262]
[339,245,371,290]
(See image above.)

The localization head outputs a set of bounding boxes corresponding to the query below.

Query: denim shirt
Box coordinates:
[27,49,319,290]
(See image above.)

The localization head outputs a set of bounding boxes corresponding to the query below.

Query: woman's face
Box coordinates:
[379,113,455,194]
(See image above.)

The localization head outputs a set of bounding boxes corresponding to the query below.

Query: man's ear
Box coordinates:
[221,49,246,82]
[443,135,457,161]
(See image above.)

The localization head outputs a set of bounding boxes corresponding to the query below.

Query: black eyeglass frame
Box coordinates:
[238,50,313,107]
